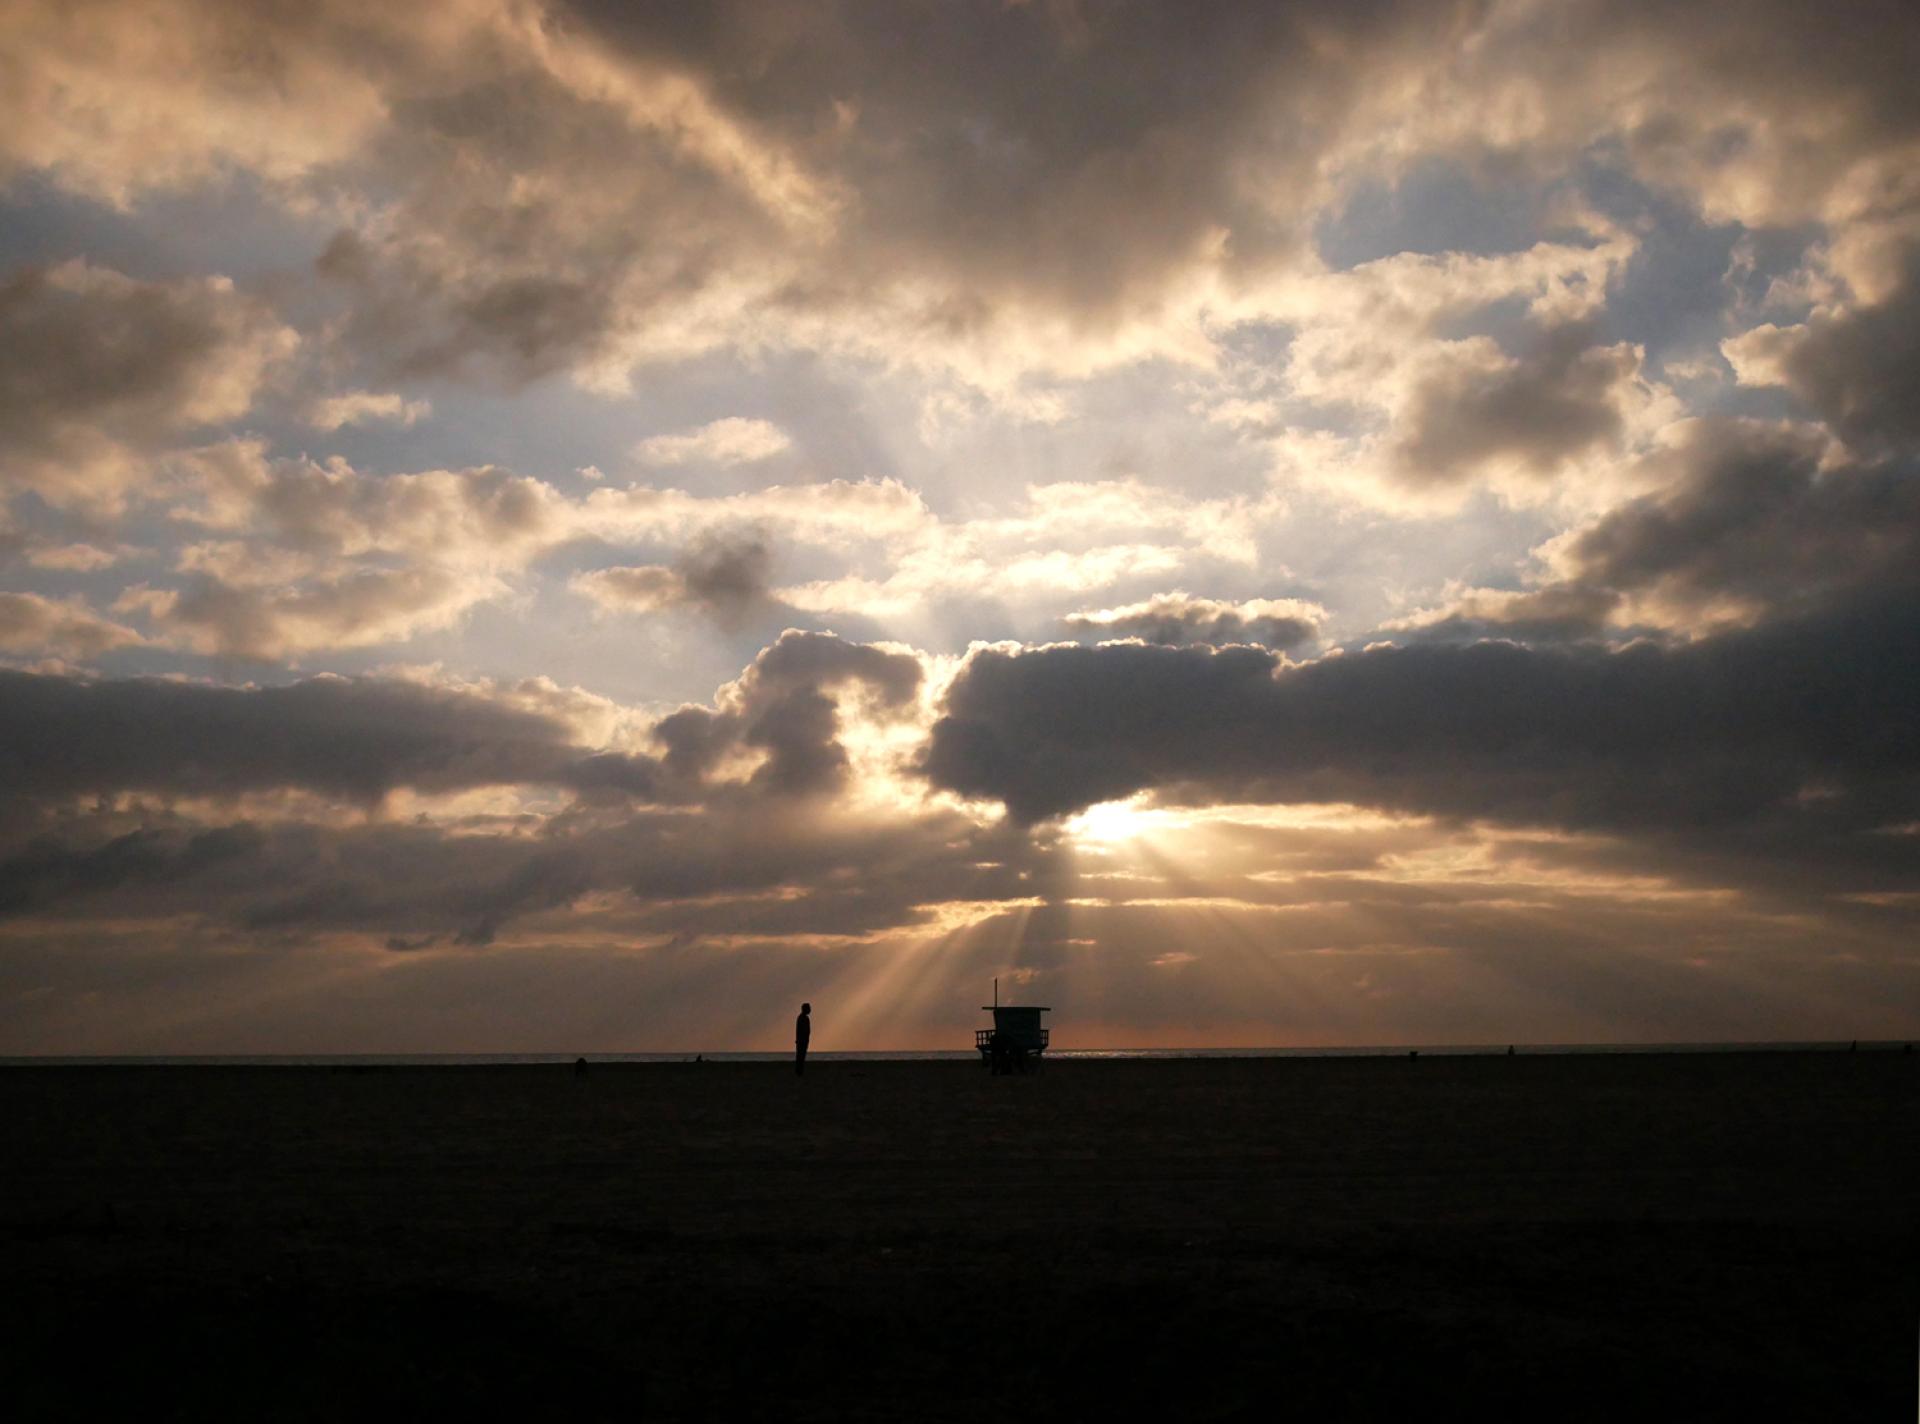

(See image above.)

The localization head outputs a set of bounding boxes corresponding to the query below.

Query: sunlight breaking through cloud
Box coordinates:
[0,0,1916,1051]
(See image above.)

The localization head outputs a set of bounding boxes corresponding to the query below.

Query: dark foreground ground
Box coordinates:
[4,1053,1916,1420]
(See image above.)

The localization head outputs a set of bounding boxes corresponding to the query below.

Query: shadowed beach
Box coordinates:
[5,1052,1916,1419]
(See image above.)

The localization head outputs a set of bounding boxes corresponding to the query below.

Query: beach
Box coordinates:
[5,1052,1915,1419]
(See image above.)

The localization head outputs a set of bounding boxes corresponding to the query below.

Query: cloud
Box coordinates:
[0,632,966,949]
[579,475,930,549]
[5,0,1920,1050]
[775,478,1268,626]
[573,531,776,629]
[1387,324,1645,488]
[652,630,924,798]
[0,528,133,572]
[922,595,1920,903]
[304,390,432,431]
[1549,424,1920,629]
[570,564,682,615]
[170,441,566,560]
[1210,233,1660,509]
[0,628,926,816]
[0,593,145,659]
[1396,420,1920,639]
[0,0,1610,395]
[1724,237,1920,456]
[115,568,501,661]
[0,261,295,510]
[1339,0,1920,235]
[0,620,1912,1047]
[0,0,397,203]
[0,785,1043,955]
[635,417,792,466]
[300,14,842,385]
[106,441,1285,660]
[1064,592,1323,649]
[23,543,129,572]
[6,0,1916,409]
[134,442,918,656]
[85,430,1202,658]
[1385,583,1623,645]
[0,666,623,805]
[118,440,565,658]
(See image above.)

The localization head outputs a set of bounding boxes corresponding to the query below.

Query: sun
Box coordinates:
[1063,795,1154,846]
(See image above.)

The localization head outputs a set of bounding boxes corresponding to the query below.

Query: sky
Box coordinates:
[2,0,1918,1053]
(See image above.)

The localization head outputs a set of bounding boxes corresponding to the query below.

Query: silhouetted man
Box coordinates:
[795,1002,811,1076]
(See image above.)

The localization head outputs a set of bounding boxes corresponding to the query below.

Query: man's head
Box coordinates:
[801,1002,810,1014]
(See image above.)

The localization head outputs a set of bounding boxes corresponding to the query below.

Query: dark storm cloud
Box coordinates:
[9,0,1920,396]
[574,531,778,629]
[293,0,1920,386]
[0,630,955,943]
[923,596,1920,893]
[0,790,1054,948]
[284,0,1501,382]
[679,533,775,625]
[1407,421,1920,640]
[1396,585,1622,646]
[0,629,928,811]
[652,630,922,796]
[1566,428,1920,620]
[0,814,607,944]
[568,0,1431,310]
[1390,324,1640,486]
[0,669,602,804]
[1761,241,1920,455]
[1063,592,1321,649]
[0,823,267,918]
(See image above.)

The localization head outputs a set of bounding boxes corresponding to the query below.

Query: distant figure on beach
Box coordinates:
[573,1056,587,1078]
[795,1002,811,1077]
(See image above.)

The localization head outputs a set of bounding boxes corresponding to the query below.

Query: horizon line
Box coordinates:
[5,1038,1914,1064]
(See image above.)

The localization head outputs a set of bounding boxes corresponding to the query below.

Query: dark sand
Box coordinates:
[4,1053,1916,1420]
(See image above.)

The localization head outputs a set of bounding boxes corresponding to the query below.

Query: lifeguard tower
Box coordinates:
[975,980,1051,1073]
